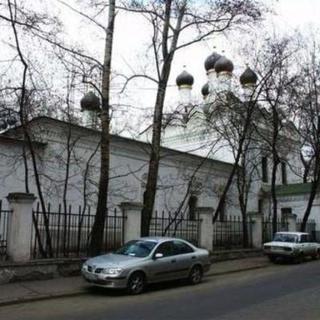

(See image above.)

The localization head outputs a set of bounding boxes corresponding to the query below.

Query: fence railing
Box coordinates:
[31,203,125,259]
[0,200,11,261]
[149,210,200,246]
[296,219,318,241]
[212,215,253,250]
[262,217,289,243]
[296,218,316,233]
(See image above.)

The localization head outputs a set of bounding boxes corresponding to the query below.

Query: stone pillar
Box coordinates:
[196,207,213,252]
[120,202,143,243]
[7,193,36,262]
[285,213,297,232]
[248,212,263,248]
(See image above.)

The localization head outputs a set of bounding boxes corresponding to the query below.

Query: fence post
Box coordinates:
[196,207,213,252]
[285,213,297,232]
[248,212,263,248]
[6,193,36,262]
[120,202,142,243]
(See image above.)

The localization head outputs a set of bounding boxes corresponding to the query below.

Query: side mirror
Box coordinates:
[154,253,163,260]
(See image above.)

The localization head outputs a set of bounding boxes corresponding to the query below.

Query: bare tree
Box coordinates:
[290,38,320,231]
[119,0,265,236]
[5,0,54,257]
[88,0,116,255]
[253,36,298,234]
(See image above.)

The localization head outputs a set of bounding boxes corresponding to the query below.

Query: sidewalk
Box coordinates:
[0,256,270,307]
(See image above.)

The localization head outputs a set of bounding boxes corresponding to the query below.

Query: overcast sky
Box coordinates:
[52,0,320,133]
[66,1,318,93]
[2,0,320,134]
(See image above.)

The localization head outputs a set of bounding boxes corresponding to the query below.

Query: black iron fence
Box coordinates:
[0,200,11,261]
[31,203,125,259]
[296,219,318,240]
[212,215,253,250]
[149,210,200,246]
[296,218,316,233]
[262,217,289,243]
[314,231,320,242]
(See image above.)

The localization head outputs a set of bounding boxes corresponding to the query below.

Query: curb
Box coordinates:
[0,263,270,307]
[207,264,270,277]
[0,291,86,307]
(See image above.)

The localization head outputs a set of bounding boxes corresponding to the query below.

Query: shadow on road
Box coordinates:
[84,278,211,297]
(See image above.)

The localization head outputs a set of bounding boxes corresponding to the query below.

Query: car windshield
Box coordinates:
[115,240,157,258]
[273,233,298,243]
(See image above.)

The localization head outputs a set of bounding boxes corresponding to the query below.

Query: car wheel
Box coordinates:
[268,255,277,263]
[313,250,320,260]
[127,272,145,295]
[188,265,203,285]
[294,253,303,264]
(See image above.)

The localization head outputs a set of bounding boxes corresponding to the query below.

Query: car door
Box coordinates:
[171,240,196,279]
[299,234,311,255]
[305,234,317,255]
[148,241,179,283]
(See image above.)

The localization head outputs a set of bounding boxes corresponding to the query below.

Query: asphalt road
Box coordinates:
[1,259,320,320]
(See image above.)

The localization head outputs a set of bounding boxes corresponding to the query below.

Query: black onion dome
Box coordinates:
[204,52,221,71]
[214,56,234,73]
[0,119,8,130]
[240,67,258,86]
[176,70,194,86]
[7,116,17,126]
[80,91,100,112]
[201,82,209,96]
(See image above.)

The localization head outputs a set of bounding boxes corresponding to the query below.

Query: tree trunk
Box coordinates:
[141,79,169,236]
[271,160,279,235]
[300,182,318,231]
[300,155,320,231]
[89,0,115,256]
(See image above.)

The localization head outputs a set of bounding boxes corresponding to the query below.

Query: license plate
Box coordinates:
[85,272,97,281]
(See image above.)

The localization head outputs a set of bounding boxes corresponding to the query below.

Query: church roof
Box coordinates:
[2,116,235,171]
[273,183,319,196]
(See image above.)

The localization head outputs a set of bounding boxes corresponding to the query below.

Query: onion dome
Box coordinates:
[203,102,210,115]
[240,66,258,86]
[0,119,8,130]
[201,82,209,97]
[80,91,101,112]
[7,116,17,126]
[214,56,234,74]
[176,70,194,87]
[204,52,221,71]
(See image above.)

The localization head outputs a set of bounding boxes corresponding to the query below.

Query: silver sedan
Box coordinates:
[82,237,211,294]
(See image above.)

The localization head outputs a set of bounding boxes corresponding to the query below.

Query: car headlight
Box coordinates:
[101,268,123,275]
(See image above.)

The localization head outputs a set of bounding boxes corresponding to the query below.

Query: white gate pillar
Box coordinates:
[285,213,297,232]
[120,202,142,243]
[7,193,36,262]
[248,212,263,248]
[196,207,213,252]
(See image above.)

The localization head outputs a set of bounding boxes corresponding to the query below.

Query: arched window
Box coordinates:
[188,195,198,220]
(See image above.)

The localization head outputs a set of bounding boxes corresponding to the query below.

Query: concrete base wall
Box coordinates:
[0,259,84,285]
[210,249,263,262]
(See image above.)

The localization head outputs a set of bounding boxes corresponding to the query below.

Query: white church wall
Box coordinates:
[0,118,239,218]
[277,194,320,229]
[0,138,45,205]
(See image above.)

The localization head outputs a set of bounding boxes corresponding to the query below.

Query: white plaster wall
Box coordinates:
[277,195,320,228]
[0,118,239,218]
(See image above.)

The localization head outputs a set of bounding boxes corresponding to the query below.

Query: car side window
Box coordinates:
[172,240,194,255]
[300,235,308,243]
[155,241,174,257]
